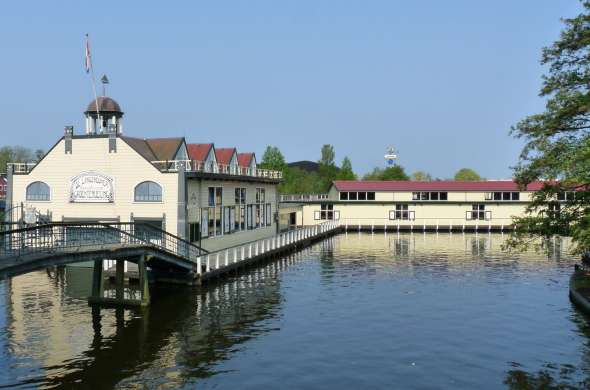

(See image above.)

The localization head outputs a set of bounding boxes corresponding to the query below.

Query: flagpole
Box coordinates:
[86,34,101,133]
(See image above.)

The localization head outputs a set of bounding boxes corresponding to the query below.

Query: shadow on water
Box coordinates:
[0,252,305,389]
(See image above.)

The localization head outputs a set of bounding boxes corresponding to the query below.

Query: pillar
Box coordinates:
[138,254,150,305]
[115,259,125,300]
[91,259,104,299]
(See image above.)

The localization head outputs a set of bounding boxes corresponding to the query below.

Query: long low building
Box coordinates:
[280,180,570,231]
[5,96,282,252]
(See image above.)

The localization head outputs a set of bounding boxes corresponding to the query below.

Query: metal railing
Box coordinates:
[0,222,208,262]
[150,160,283,179]
[280,194,329,202]
[195,221,340,276]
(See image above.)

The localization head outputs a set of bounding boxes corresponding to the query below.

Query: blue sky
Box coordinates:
[0,1,582,178]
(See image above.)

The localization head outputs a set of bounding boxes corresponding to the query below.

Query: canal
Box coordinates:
[0,233,588,389]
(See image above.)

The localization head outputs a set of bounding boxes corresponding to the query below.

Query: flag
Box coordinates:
[85,34,92,74]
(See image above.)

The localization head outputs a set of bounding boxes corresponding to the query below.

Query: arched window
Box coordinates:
[26,181,50,201]
[135,181,162,202]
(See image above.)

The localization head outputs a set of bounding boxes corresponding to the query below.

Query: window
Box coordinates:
[558,191,576,201]
[256,188,265,203]
[26,181,50,201]
[548,202,561,218]
[247,205,254,229]
[489,191,519,201]
[412,191,448,201]
[341,191,376,201]
[235,187,246,204]
[204,187,223,237]
[390,204,409,220]
[266,203,272,225]
[134,181,162,202]
[320,204,334,220]
[467,204,487,220]
[189,223,200,242]
[235,188,246,231]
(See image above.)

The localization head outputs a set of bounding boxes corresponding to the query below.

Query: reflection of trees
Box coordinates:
[5,259,288,389]
[504,313,590,389]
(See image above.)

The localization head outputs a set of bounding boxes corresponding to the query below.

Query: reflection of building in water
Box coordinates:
[328,232,573,272]
[2,252,309,388]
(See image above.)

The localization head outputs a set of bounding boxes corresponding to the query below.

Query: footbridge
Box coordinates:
[0,221,341,307]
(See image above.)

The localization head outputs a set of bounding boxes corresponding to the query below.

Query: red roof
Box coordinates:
[332,180,547,192]
[237,153,255,167]
[187,143,213,161]
[215,148,237,165]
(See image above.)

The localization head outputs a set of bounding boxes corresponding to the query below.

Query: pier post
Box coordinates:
[138,254,150,305]
[91,259,104,300]
[115,260,125,301]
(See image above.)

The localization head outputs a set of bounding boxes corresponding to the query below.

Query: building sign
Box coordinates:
[70,172,114,203]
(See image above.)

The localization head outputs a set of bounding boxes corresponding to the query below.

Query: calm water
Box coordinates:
[0,233,588,389]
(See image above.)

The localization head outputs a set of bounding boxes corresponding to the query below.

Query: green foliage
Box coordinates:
[317,144,339,192]
[363,165,409,181]
[411,171,432,181]
[259,146,286,171]
[279,167,322,194]
[0,146,43,173]
[337,157,356,180]
[507,3,590,253]
[454,168,482,181]
[319,144,335,167]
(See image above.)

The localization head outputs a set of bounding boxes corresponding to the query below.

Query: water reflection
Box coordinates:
[1,252,311,389]
[0,233,587,389]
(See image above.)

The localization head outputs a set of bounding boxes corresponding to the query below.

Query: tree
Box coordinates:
[319,144,335,167]
[0,146,40,173]
[337,157,356,180]
[454,168,482,181]
[318,144,338,192]
[259,146,286,172]
[411,171,432,181]
[363,165,409,181]
[506,3,590,253]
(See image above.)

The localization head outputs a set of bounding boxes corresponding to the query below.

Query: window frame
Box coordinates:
[134,181,163,202]
[26,181,51,202]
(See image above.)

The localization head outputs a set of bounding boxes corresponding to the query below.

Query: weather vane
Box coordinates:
[100,74,109,96]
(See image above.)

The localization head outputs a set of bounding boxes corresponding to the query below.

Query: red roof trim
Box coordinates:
[332,180,547,192]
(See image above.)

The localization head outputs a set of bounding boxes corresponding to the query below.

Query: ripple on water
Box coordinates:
[0,233,587,389]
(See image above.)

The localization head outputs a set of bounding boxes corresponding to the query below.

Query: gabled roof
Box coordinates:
[215,148,237,165]
[332,180,547,192]
[145,138,185,161]
[121,136,157,161]
[237,153,255,167]
[187,143,214,161]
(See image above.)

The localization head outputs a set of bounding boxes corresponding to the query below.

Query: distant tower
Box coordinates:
[384,146,398,166]
[84,75,124,135]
